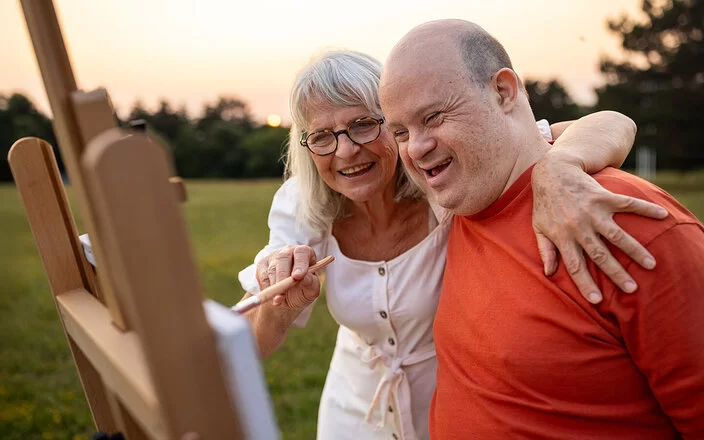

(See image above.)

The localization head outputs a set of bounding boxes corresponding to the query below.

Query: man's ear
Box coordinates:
[491,68,520,113]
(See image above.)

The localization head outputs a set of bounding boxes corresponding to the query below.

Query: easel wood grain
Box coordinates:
[11,1,254,438]
[7,137,116,431]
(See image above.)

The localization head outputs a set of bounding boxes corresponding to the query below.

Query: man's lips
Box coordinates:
[422,157,452,178]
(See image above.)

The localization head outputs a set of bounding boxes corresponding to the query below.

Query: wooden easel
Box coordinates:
[8,1,278,438]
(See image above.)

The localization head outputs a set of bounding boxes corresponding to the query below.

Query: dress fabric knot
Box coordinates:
[360,341,436,440]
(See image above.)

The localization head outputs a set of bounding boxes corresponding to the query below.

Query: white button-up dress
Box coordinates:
[239,121,553,440]
[239,177,451,440]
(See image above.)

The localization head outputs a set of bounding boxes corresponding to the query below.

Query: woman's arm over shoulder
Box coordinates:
[549,110,637,171]
[531,111,668,303]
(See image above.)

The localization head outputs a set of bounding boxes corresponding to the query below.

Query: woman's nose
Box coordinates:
[335,133,360,159]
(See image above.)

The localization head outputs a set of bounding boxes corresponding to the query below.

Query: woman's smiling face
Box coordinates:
[306,103,399,202]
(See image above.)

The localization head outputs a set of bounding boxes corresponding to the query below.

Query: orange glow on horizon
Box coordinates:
[266,114,282,128]
[0,0,646,124]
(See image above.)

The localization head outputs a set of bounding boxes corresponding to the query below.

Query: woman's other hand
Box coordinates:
[255,245,321,309]
[532,152,669,304]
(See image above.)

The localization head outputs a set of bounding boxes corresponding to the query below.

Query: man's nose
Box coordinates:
[335,133,360,159]
[406,132,436,162]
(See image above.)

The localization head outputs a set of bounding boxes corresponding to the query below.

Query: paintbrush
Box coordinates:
[232,255,334,314]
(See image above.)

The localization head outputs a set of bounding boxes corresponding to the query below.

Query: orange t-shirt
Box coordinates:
[430,166,704,439]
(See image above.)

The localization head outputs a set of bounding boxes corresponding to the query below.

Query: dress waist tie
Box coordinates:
[361,342,436,440]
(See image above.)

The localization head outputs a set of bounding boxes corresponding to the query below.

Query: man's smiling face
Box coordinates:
[380,30,515,216]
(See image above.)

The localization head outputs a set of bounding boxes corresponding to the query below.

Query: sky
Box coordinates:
[1,0,646,124]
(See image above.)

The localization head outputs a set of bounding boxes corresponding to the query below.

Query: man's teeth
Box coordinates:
[340,163,372,175]
[427,158,452,177]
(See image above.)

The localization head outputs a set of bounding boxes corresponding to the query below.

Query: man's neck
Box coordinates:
[500,130,552,196]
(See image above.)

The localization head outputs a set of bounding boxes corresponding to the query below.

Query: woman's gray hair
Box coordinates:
[284,50,422,233]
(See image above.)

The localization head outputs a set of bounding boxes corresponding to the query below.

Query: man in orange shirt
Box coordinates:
[380,19,704,439]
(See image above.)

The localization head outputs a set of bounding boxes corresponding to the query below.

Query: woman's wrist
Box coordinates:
[536,147,587,175]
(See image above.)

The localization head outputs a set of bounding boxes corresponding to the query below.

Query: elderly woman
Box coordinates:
[237,51,665,440]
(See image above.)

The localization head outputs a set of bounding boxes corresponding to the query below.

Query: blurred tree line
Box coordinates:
[597,0,703,170]
[0,95,288,182]
[1,0,701,181]
[528,0,703,170]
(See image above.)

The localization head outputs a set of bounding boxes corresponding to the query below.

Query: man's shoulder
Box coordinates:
[592,168,702,244]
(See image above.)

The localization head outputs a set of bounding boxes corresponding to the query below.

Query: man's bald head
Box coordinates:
[385,19,516,90]
[379,19,546,217]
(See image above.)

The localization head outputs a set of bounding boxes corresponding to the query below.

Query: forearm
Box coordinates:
[242,292,303,358]
[549,111,636,173]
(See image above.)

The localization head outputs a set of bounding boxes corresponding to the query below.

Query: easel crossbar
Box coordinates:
[57,289,167,440]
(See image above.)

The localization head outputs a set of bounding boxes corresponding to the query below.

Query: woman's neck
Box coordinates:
[345,179,399,232]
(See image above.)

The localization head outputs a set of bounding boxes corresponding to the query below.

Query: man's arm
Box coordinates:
[608,223,704,438]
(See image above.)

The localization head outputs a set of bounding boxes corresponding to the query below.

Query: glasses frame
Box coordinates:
[300,116,385,156]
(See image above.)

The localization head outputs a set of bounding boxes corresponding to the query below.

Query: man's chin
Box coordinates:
[430,190,461,213]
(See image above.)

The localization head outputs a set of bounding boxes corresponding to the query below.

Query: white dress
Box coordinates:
[239,121,553,440]
[239,177,450,440]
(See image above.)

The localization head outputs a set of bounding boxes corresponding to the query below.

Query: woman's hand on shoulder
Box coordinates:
[531,152,669,304]
[255,245,322,309]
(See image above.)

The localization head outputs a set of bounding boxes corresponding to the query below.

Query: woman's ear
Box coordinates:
[492,68,520,114]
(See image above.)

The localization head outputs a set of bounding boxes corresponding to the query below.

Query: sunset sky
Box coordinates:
[1,0,645,124]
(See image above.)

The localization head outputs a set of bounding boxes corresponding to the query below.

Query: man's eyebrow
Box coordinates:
[413,100,443,119]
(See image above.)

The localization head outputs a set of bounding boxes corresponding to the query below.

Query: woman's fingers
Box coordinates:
[535,231,558,276]
[291,246,317,280]
[598,219,657,270]
[256,256,272,291]
[611,194,668,219]
[558,242,604,304]
[284,273,320,309]
[580,231,637,294]
[274,246,295,284]
[255,245,321,309]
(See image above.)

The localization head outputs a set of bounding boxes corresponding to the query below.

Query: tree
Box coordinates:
[241,126,289,178]
[525,79,585,124]
[597,0,704,169]
[196,97,255,134]
[1,93,59,182]
[127,100,188,143]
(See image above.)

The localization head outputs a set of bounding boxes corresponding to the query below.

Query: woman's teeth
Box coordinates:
[339,163,373,176]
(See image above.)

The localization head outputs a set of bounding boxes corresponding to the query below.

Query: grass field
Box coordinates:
[1,172,703,440]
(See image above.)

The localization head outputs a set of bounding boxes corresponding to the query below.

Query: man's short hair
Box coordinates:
[458,30,517,88]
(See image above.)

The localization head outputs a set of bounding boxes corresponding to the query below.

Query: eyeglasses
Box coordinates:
[300,116,385,156]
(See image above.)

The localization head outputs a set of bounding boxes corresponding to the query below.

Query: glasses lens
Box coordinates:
[307,131,336,152]
[349,119,381,144]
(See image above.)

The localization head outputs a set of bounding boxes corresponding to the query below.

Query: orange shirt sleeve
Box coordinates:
[606,223,704,439]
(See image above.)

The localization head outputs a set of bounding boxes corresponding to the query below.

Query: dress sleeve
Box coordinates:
[607,223,704,438]
[237,178,327,327]
[536,119,553,141]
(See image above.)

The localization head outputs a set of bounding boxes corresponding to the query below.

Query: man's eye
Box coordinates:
[425,112,441,125]
[393,130,409,142]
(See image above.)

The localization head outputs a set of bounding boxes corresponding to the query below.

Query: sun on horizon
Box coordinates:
[266,114,282,128]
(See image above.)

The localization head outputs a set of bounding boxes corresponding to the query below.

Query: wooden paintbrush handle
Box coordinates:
[232,255,334,314]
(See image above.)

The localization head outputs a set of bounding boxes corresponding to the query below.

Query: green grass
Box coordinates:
[1,172,703,440]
